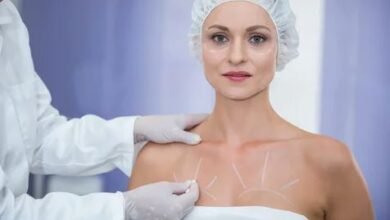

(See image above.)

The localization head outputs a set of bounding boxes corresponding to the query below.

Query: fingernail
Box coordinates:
[184,180,193,193]
[185,180,193,187]
[190,135,201,145]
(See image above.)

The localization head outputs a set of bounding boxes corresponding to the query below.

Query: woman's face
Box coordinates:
[202,1,278,100]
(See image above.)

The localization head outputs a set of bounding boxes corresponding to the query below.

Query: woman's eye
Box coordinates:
[211,34,228,44]
[249,35,266,45]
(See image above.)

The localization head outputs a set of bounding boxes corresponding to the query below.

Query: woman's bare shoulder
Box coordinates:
[128,142,187,189]
[299,135,374,219]
[137,142,183,165]
[299,134,356,176]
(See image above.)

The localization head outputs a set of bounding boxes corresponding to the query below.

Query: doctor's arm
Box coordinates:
[0,0,205,177]
[1,165,199,220]
[29,75,137,176]
[30,75,206,176]
[0,165,127,220]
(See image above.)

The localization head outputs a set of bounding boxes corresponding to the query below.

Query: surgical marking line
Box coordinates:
[193,158,204,180]
[280,178,300,191]
[232,163,247,189]
[260,151,270,186]
[206,176,218,189]
[202,189,217,201]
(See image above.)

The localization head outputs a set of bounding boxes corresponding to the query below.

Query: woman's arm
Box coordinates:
[128,143,158,189]
[324,144,375,220]
[128,142,175,190]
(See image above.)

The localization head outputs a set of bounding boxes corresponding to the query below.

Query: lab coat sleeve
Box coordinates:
[0,0,136,177]
[30,74,137,177]
[0,167,126,220]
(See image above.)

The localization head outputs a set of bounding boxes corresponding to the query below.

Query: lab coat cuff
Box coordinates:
[115,152,134,177]
[119,116,138,145]
[114,116,138,176]
[114,191,126,220]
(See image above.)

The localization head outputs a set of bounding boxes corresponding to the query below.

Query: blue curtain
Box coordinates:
[321,0,390,218]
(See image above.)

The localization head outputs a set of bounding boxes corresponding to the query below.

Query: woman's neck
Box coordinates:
[196,89,299,146]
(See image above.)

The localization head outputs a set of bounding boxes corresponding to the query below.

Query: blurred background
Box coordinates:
[9,0,389,218]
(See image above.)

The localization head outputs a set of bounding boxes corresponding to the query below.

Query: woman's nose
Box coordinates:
[228,39,247,65]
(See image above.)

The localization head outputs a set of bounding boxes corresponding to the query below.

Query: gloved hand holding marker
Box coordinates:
[124,180,199,220]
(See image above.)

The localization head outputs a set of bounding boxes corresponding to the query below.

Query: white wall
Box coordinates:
[270,0,325,133]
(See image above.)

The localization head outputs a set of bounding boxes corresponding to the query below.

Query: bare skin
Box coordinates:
[130,123,373,219]
[130,2,373,220]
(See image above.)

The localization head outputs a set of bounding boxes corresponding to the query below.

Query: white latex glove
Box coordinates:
[134,114,207,145]
[124,180,199,220]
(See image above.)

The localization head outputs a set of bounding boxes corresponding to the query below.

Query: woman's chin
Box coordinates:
[221,92,259,101]
[218,88,265,101]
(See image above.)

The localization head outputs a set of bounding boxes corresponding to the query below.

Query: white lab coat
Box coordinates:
[0,1,135,219]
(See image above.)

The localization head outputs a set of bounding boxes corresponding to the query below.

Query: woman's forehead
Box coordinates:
[203,1,275,31]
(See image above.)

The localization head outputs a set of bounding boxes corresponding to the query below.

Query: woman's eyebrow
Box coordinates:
[207,24,270,32]
[208,25,229,31]
[246,25,271,32]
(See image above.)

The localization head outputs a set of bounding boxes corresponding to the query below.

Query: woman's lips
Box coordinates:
[222,71,252,82]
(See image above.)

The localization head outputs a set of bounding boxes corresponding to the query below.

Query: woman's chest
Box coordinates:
[170,145,326,219]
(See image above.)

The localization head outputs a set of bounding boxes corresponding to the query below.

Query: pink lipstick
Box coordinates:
[222,71,252,82]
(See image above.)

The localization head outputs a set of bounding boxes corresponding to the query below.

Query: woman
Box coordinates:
[129,0,374,219]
